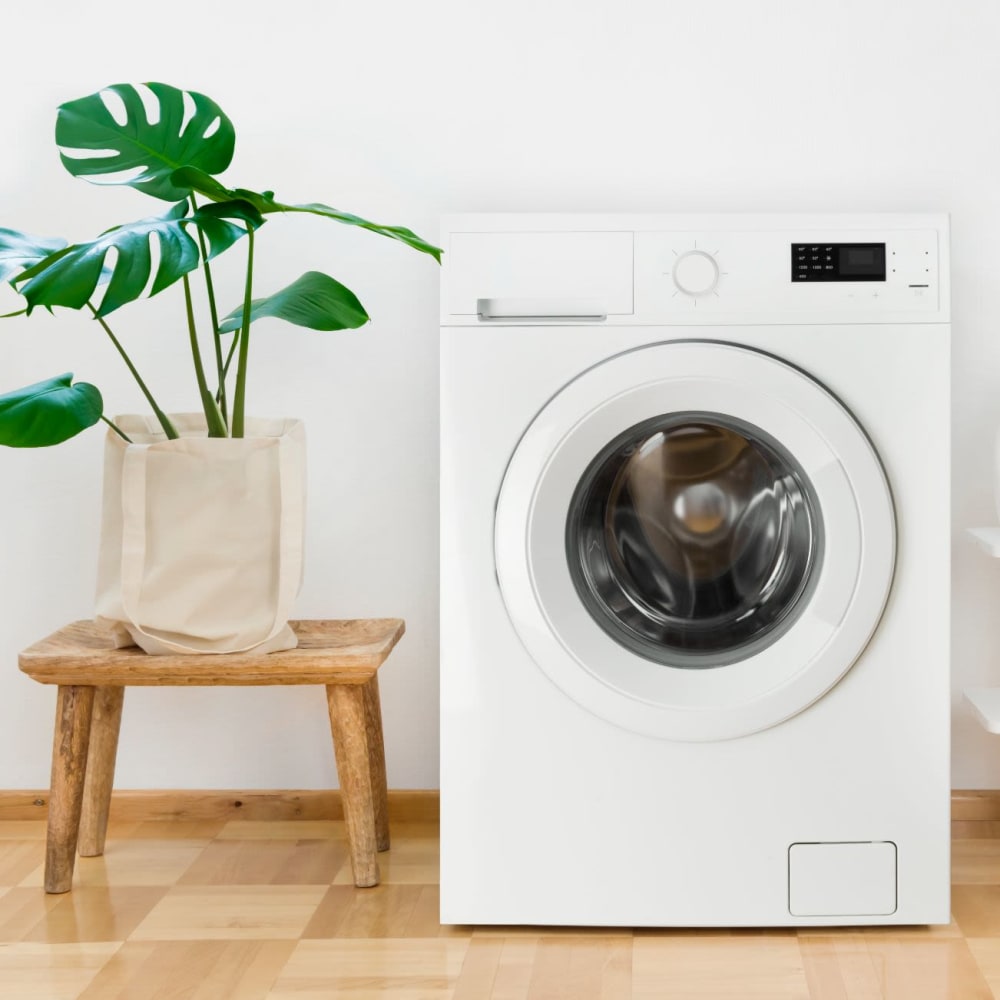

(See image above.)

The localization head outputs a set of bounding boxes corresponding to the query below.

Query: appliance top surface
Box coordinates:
[441,211,949,229]
[439,213,950,326]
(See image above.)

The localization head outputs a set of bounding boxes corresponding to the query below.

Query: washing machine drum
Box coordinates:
[495,341,895,741]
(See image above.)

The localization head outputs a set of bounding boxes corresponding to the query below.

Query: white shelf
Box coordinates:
[965,531,1000,732]
[964,687,1000,734]
[967,527,1000,557]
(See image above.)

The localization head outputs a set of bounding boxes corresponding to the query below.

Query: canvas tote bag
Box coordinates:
[95,414,306,655]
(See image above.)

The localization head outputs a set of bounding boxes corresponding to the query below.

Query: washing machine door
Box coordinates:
[495,340,895,741]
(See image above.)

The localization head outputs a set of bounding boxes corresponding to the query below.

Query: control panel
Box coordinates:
[440,215,949,325]
[792,243,886,282]
[631,226,943,322]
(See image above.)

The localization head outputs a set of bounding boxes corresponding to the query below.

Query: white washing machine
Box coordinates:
[439,214,950,927]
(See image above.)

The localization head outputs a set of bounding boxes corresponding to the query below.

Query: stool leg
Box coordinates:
[326,683,379,887]
[78,686,125,857]
[362,675,390,852]
[45,685,95,893]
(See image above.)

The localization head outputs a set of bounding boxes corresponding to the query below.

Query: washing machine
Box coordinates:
[439,214,950,927]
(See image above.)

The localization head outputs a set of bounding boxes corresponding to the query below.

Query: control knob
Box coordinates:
[672,250,720,297]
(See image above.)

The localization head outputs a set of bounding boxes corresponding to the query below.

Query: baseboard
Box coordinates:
[0,789,439,823]
[0,789,995,834]
[951,790,1000,837]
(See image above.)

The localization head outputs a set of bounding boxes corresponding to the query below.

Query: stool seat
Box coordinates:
[20,618,403,685]
[19,618,404,893]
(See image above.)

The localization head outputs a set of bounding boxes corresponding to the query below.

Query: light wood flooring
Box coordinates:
[1,816,1000,999]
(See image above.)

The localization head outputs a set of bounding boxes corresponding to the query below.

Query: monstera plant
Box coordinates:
[0,82,441,445]
[0,82,441,657]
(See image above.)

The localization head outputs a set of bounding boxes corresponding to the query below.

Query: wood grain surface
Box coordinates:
[21,619,406,893]
[0,790,440,824]
[45,686,95,893]
[0,815,997,998]
[326,683,381,887]
[77,688,125,858]
[19,619,405,685]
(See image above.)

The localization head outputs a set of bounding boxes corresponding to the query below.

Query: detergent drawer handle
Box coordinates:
[476,298,607,321]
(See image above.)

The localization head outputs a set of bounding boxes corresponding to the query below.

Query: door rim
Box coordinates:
[494,340,895,742]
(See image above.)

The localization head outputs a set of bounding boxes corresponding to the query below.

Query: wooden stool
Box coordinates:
[19,618,404,893]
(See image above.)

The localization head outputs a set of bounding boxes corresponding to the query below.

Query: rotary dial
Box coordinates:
[672,249,721,297]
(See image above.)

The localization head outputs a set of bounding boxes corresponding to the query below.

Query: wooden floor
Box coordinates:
[1,817,1000,999]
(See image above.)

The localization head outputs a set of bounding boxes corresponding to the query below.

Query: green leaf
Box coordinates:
[192,199,265,259]
[0,228,68,285]
[0,373,102,447]
[170,165,231,201]
[169,170,443,263]
[56,82,235,202]
[13,201,258,317]
[218,270,369,333]
[282,203,442,262]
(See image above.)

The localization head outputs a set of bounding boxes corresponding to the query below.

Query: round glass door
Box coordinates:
[567,413,824,669]
[494,340,895,741]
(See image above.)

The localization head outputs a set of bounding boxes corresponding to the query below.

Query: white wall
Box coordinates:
[0,0,997,790]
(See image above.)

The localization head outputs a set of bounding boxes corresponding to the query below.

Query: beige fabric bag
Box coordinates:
[95,414,306,655]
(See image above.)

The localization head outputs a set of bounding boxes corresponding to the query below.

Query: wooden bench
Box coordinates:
[19,618,404,893]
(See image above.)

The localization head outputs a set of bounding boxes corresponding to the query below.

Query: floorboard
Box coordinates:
[0,818,995,998]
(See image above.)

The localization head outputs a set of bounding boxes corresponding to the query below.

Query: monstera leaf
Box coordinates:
[0,229,68,285]
[279,202,442,260]
[171,167,442,261]
[0,373,102,447]
[219,271,369,333]
[57,82,235,202]
[14,200,262,317]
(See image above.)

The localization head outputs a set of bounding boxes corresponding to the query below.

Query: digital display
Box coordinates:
[839,245,884,277]
[792,243,886,282]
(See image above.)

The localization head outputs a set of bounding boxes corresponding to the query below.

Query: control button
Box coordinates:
[672,250,720,297]
[811,264,823,271]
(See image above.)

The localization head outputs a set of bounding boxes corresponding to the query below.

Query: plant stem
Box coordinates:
[87,302,179,440]
[182,274,228,437]
[231,226,255,438]
[189,194,228,427]
[101,415,133,443]
[217,330,240,402]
